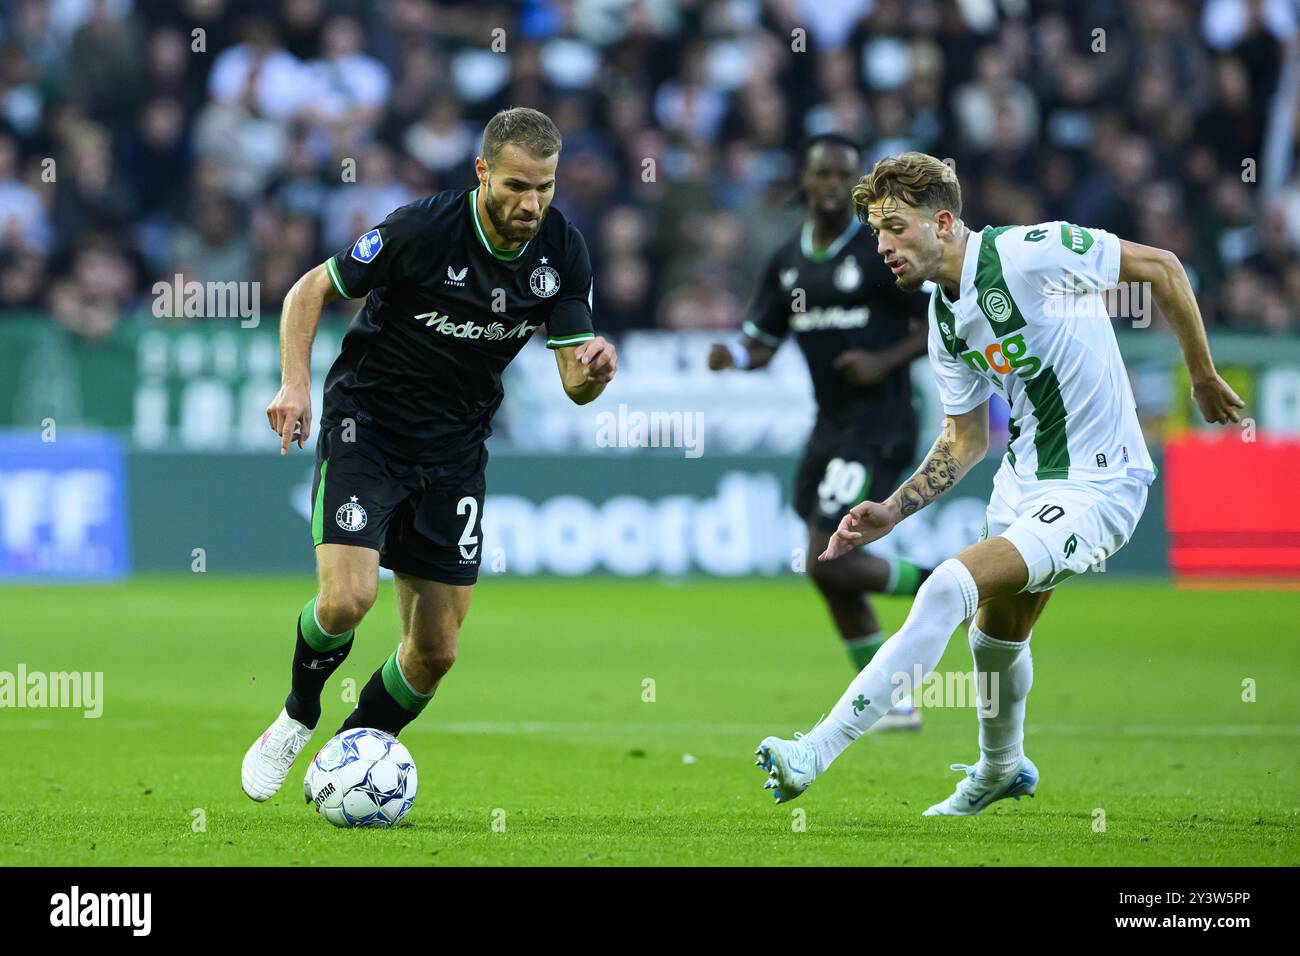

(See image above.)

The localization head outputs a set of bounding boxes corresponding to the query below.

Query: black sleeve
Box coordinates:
[544,224,596,349]
[324,203,425,300]
[742,250,789,349]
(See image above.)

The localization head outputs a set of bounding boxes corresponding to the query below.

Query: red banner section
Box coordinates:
[1165,434,1300,583]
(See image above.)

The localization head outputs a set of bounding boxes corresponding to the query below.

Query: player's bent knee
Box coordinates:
[404,644,456,683]
[424,648,457,678]
[316,586,377,633]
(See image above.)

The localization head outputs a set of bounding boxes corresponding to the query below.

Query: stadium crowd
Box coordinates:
[0,0,1297,339]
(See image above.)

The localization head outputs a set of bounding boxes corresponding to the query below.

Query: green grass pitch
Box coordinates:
[1,576,1296,866]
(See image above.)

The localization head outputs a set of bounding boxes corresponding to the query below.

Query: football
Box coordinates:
[303,728,418,828]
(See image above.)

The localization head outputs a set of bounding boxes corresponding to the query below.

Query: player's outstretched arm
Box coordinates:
[1118,239,1244,425]
[555,335,618,405]
[707,337,776,372]
[819,401,989,561]
[267,263,340,454]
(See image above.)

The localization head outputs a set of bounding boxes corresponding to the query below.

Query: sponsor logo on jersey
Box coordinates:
[959,331,1041,380]
[1060,223,1095,254]
[779,267,799,290]
[832,255,862,292]
[336,496,367,532]
[350,229,383,263]
[445,264,468,287]
[529,261,561,298]
[414,311,538,341]
[788,305,871,333]
[1096,453,1107,468]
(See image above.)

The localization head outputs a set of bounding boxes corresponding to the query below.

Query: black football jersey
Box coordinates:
[320,187,595,461]
[745,219,924,441]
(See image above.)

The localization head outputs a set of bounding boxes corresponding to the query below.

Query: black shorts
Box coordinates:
[310,424,486,585]
[793,423,915,533]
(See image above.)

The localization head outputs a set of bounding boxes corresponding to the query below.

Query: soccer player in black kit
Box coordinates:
[709,134,930,729]
[242,108,617,801]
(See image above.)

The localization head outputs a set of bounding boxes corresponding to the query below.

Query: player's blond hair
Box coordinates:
[852,152,963,221]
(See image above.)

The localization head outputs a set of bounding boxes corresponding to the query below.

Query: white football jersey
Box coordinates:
[927,222,1155,484]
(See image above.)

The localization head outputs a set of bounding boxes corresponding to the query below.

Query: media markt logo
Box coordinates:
[414,311,537,341]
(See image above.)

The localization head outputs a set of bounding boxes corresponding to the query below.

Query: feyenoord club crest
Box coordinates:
[833,255,861,292]
[530,260,561,298]
[335,496,368,532]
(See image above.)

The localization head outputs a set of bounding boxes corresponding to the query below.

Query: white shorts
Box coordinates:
[981,463,1150,593]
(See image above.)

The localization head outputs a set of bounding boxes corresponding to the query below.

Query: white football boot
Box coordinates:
[922,756,1038,816]
[241,708,314,802]
[754,732,820,804]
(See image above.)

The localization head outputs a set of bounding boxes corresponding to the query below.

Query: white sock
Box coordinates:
[969,622,1033,778]
[805,558,979,772]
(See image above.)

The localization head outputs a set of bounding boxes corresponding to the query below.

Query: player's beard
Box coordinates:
[484,184,546,244]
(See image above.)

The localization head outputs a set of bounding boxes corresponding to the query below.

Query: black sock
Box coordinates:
[336,664,424,737]
[284,615,354,728]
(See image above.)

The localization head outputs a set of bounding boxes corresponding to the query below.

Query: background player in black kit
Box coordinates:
[709,134,930,728]
[243,108,617,801]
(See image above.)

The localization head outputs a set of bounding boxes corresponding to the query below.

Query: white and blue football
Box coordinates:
[304,728,418,828]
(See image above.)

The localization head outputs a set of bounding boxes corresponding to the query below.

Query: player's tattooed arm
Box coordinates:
[819,401,989,561]
[891,434,964,518]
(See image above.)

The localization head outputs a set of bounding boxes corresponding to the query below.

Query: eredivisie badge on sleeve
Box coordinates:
[351,230,383,263]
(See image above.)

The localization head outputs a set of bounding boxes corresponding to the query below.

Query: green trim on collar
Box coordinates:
[800,218,860,263]
[469,187,530,261]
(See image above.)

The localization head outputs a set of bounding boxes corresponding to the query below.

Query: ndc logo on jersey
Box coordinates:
[415,311,537,341]
[336,496,368,532]
[350,230,383,263]
[960,331,1041,381]
[529,260,561,298]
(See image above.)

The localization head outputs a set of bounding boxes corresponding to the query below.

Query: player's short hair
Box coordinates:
[802,132,862,168]
[852,152,962,220]
[481,107,562,167]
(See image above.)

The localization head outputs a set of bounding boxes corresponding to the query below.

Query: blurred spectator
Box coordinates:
[0,131,51,254]
[0,0,1292,340]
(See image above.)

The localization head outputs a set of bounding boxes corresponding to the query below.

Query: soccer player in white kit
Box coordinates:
[755,152,1245,815]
